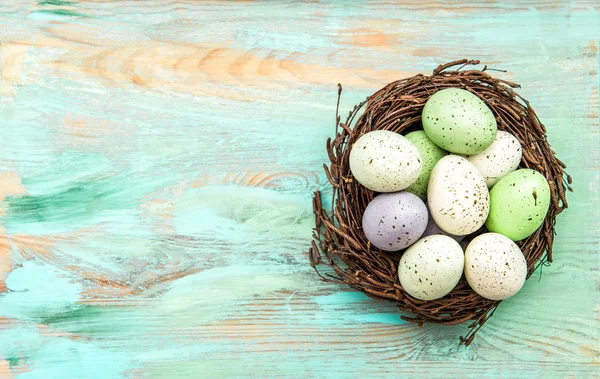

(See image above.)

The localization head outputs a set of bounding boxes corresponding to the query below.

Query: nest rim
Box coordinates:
[308,59,572,346]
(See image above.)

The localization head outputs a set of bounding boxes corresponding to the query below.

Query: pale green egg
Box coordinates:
[405,131,448,199]
[485,169,551,241]
[422,88,497,154]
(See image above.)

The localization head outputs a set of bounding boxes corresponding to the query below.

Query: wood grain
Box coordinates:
[0,1,598,378]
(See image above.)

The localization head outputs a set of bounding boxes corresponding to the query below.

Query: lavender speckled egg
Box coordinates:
[422,206,465,243]
[362,192,428,251]
[349,130,422,192]
[398,235,464,300]
[465,131,522,188]
[464,233,527,300]
[428,155,490,235]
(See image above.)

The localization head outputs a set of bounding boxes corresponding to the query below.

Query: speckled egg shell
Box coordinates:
[428,155,490,235]
[422,88,497,154]
[465,131,522,187]
[398,235,464,301]
[422,206,465,243]
[362,192,428,251]
[349,130,422,192]
[405,131,448,199]
[486,169,551,241]
[464,233,527,300]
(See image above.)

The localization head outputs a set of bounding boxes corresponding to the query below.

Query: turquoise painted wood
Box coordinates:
[0,1,598,377]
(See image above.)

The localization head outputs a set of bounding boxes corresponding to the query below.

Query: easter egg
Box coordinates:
[486,169,550,241]
[428,155,490,235]
[362,192,428,251]
[405,131,448,199]
[349,130,422,192]
[464,233,527,300]
[422,88,497,154]
[466,131,522,187]
[398,235,464,300]
[422,206,465,243]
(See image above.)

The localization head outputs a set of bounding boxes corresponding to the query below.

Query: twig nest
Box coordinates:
[308,59,571,345]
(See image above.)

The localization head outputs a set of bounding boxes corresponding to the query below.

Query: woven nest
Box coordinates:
[308,59,572,345]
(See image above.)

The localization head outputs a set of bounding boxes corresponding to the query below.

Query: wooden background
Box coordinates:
[0,1,598,377]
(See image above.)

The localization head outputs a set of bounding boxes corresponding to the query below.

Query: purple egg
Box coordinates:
[422,207,465,243]
[362,192,428,251]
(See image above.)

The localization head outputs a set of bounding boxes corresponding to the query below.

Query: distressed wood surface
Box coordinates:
[0,1,599,378]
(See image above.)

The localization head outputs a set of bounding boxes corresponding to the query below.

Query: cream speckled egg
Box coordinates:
[465,131,522,187]
[464,233,527,300]
[398,235,464,300]
[349,130,422,192]
[428,155,490,235]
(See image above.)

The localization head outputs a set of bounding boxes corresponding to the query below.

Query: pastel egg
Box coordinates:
[465,131,522,187]
[486,169,551,241]
[362,192,428,251]
[422,207,465,243]
[464,233,527,300]
[422,88,497,154]
[405,130,448,199]
[428,155,490,235]
[350,130,422,192]
[398,235,464,300]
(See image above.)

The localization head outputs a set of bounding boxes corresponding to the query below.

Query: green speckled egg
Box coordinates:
[405,131,448,199]
[485,169,551,241]
[422,88,497,154]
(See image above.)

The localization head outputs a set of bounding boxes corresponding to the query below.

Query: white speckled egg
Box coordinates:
[362,192,428,251]
[398,235,464,300]
[464,233,527,300]
[350,130,422,192]
[428,155,490,235]
[465,131,522,187]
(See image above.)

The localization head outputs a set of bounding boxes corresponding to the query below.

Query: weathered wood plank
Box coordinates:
[0,1,598,377]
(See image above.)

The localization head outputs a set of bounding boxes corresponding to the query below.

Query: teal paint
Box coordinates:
[18,339,131,379]
[37,0,76,6]
[2,171,174,235]
[172,185,314,240]
[28,9,91,20]
[0,262,82,321]
[313,291,406,325]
